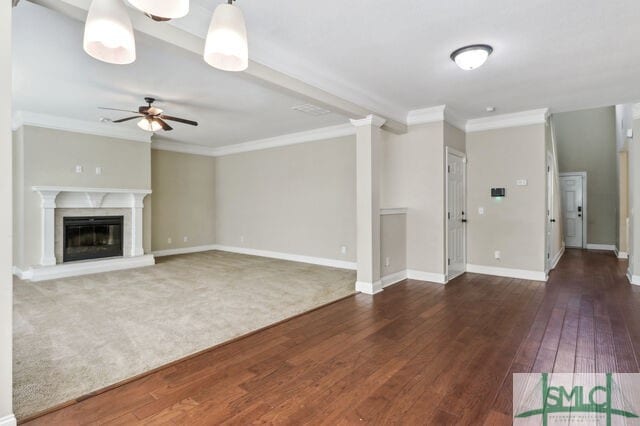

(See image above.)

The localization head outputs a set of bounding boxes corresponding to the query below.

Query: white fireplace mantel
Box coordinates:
[25,186,154,281]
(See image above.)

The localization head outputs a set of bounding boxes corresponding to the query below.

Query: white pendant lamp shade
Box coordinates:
[127,0,189,20]
[204,3,248,72]
[138,117,162,132]
[84,0,136,64]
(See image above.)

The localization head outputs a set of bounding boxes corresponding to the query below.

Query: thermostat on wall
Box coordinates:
[491,188,506,197]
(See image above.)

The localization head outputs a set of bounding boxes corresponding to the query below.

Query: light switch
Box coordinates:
[75,165,83,173]
[516,179,528,186]
[478,207,485,215]
[95,167,102,175]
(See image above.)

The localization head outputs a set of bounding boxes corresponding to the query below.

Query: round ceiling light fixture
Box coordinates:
[127,0,189,21]
[204,0,248,72]
[137,117,163,132]
[83,0,136,64]
[450,44,493,71]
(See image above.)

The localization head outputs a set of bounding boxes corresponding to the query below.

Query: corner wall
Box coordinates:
[466,124,547,275]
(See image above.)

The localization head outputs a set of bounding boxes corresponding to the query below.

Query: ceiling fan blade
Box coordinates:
[99,107,140,114]
[160,115,198,126]
[155,118,173,131]
[112,116,142,123]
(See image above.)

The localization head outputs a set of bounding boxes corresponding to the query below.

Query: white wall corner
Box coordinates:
[355,280,383,295]
[633,103,640,120]
[12,110,152,143]
[444,107,466,131]
[465,108,550,133]
[466,264,548,282]
[0,414,16,426]
[406,269,447,284]
[350,114,386,128]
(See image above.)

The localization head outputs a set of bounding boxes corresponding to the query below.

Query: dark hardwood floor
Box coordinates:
[23,249,640,425]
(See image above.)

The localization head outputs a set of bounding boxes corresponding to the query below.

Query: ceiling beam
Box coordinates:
[26,0,407,134]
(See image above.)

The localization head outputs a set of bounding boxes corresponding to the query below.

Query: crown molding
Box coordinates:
[633,103,640,120]
[152,123,356,157]
[465,108,549,133]
[406,105,445,126]
[350,115,386,128]
[12,111,152,143]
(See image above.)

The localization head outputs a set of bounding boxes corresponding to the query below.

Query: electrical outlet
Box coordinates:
[183,236,188,243]
[95,167,102,175]
[75,165,83,173]
[516,179,528,186]
[385,257,391,267]
[168,237,172,244]
[478,207,485,215]
[494,250,501,260]
[340,245,347,255]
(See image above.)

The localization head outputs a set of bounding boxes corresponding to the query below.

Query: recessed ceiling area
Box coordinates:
[175,0,640,120]
[11,2,348,148]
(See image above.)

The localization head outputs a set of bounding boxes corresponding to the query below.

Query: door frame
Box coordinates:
[445,147,467,281]
[559,172,588,249]
[546,151,554,273]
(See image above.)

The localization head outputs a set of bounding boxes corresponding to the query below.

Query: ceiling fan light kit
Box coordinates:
[127,0,189,21]
[137,117,163,132]
[101,97,198,133]
[83,0,136,64]
[204,0,249,72]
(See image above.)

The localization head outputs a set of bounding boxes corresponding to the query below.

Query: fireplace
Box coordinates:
[63,216,124,262]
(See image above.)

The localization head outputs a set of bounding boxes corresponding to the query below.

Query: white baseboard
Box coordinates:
[586,243,616,251]
[355,280,383,295]
[406,269,447,284]
[13,255,155,282]
[628,271,640,286]
[214,245,357,270]
[550,245,565,270]
[466,264,547,281]
[615,247,628,259]
[153,244,218,257]
[381,270,408,288]
[0,414,16,426]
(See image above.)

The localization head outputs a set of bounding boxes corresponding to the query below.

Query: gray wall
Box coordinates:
[554,107,617,245]
[215,136,357,262]
[151,149,216,252]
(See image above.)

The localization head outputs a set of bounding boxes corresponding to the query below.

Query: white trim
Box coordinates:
[355,280,383,295]
[586,244,616,251]
[213,245,357,270]
[445,147,467,281]
[214,123,356,156]
[465,108,549,133]
[152,244,218,257]
[151,123,356,158]
[0,415,16,426]
[629,274,640,286]
[350,114,386,128]
[466,264,547,281]
[12,110,152,143]
[406,269,447,284]
[381,270,408,288]
[550,245,565,270]
[559,172,588,249]
[13,255,155,282]
[32,186,152,195]
[406,105,445,126]
[616,248,629,259]
[633,103,640,120]
[380,207,408,215]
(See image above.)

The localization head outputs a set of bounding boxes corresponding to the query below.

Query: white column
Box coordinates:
[351,115,385,295]
[131,193,146,257]
[38,190,59,266]
[0,0,15,423]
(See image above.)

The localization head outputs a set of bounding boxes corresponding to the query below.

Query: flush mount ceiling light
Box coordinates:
[204,0,249,72]
[126,0,189,21]
[83,0,136,64]
[450,44,493,71]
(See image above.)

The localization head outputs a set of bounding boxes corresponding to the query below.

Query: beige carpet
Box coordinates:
[13,250,355,419]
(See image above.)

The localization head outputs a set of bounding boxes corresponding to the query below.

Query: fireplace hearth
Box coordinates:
[63,216,124,262]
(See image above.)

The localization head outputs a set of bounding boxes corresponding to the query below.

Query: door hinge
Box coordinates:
[448,165,450,173]
[448,258,451,265]
[448,212,450,219]
[547,253,550,259]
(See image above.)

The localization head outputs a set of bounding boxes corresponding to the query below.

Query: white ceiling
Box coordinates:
[176,0,640,120]
[13,0,640,147]
[12,2,348,147]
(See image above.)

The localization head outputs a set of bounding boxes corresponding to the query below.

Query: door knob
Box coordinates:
[461,219,467,223]
[550,219,556,223]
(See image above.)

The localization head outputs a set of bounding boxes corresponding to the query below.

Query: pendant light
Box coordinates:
[137,117,162,132]
[204,0,248,72]
[127,0,189,21]
[450,44,493,70]
[84,0,136,64]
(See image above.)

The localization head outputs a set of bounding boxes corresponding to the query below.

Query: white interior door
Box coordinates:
[447,151,466,279]
[560,175,584,248]
[546,153,553,270]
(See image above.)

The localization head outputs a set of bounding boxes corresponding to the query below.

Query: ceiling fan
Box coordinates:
[99,97,198,132]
